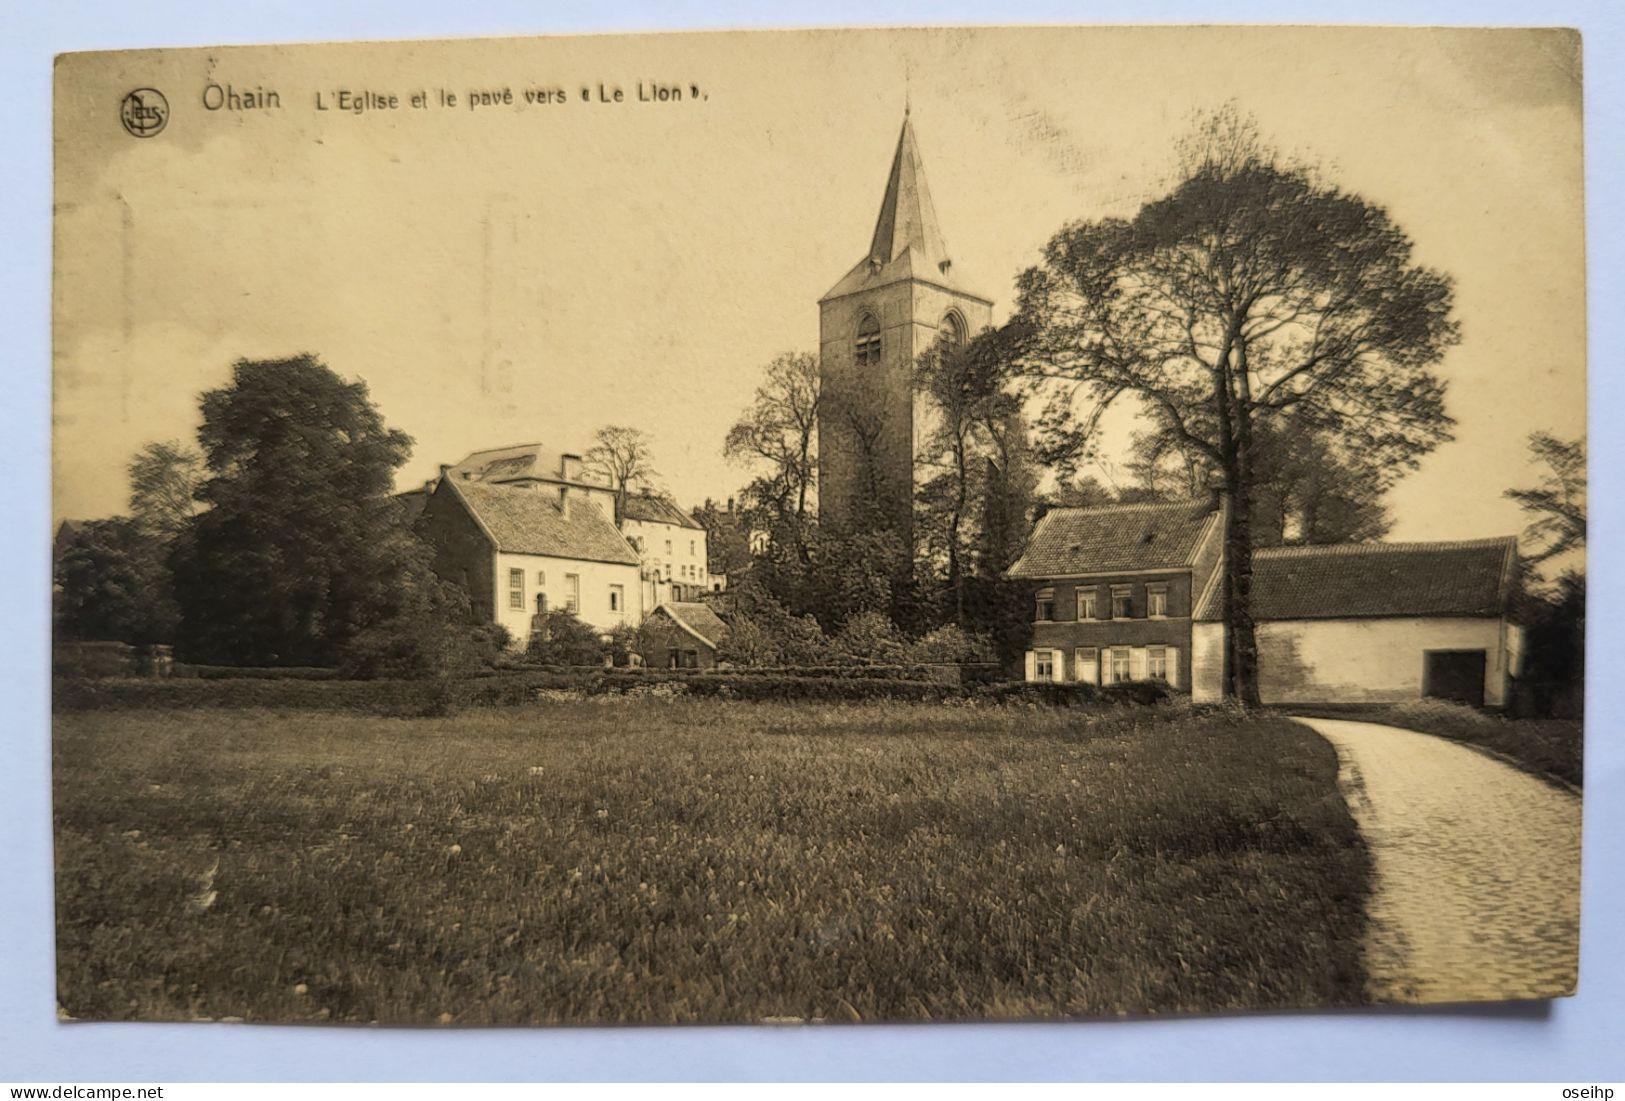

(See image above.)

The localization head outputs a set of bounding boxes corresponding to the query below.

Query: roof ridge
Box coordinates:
[1254,536,1516,558]
[1046,498,1213,517]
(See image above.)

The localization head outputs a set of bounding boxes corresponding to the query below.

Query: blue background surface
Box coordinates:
[4,1,1621,1082]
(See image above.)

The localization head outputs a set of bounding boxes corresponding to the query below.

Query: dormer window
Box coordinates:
[855,314,882,365]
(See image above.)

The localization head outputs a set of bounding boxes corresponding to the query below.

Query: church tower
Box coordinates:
[817,113,994,559]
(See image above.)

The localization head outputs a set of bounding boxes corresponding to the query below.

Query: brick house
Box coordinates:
[1006,500,1221,688]
[638,601,730,670]
[1008,499,1524,707]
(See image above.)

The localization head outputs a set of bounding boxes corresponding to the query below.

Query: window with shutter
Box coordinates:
[1024,651,1037,682]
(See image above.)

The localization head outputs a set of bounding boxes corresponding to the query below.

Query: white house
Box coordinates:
[620,490,716,606]
[415,476,643,640]
[1190,537,1524,708]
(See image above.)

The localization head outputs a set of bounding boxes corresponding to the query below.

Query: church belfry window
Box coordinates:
[855,314,882,365]
[940,310,966,347]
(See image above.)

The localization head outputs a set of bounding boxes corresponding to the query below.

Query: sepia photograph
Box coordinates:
[49,24,1585,1029]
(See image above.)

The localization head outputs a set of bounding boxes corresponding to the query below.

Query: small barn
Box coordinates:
[640,601,729,670]
[1190,538,1524,708]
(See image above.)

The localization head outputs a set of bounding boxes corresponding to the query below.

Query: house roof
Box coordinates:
[446,442,610,488]
[658,601,729,648]
[394,489,430,526]
[1194,537,1519,621]
[820,116,990,305]
[622,492,703,530]
[1006,500,1220,578]
[446,480,640,566]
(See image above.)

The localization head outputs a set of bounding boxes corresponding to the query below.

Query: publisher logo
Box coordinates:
[120,88,169,138]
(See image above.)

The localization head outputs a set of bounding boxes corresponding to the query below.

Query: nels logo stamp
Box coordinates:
[120,88,168,137]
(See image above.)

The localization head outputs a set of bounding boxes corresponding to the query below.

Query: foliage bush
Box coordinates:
[832,611,909,663]
[524,610,607,667]
[55,666,1181,716]
[904,624,997,664]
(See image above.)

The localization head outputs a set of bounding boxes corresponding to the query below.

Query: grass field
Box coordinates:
[53,699,1370,1025]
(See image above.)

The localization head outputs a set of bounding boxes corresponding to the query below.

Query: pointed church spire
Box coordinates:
[867,115,952,275]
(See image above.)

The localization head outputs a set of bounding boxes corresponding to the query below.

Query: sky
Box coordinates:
[52,25,1586,544]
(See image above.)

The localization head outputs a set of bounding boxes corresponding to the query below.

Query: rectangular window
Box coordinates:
[665,539,673,554]
[1077,589,1098,620]
[1111,585,1133,619]
[1035,587,1055,622]
[1110,647,1132,683]
[1147,645,1168,681]
[690,540,696,555]
[536,570,546,586]
[609,584,623,613]
[508,568,524,610]
[1147,584,1169,619]
[1075,647,1099,686]
[564,573,580,613]
[1035,651,1055,680]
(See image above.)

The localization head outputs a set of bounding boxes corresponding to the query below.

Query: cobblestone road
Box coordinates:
[1294,717,1580,1004]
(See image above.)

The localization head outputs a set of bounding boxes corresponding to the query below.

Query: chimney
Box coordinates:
[438,464,450,480]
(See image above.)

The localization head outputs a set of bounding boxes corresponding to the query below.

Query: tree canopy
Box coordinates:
[586,425,661,527]
[723,351,820,526]
[1015,110,1458,702]
[171,354,418,666]
[1506,431,1585,570]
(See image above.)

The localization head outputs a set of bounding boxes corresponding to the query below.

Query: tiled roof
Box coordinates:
[449,481,639,566]
[660,601,729,648]
[622,493,703,530]
[447,443,611,488]
[1006,500,1219,578]
[1194,538,1518,621]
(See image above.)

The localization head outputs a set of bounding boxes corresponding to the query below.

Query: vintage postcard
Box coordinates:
[52,26,1584,1025]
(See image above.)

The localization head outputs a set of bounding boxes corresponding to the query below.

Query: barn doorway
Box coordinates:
[1423,650,1487,706]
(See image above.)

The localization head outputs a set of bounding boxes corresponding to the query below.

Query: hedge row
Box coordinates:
[173,664,339,681]
[54,669,1173,715]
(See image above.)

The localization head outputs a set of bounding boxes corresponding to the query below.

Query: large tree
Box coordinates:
[1126,417,1395,546]
[723,351,820,527]
[127,440,201,540]
[1505,431,1585,571]
[54,518,179,645]
[586,425,661,527]
[1016,111,1458,704]
[914,325,1027,623]
[171,355,416,666]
